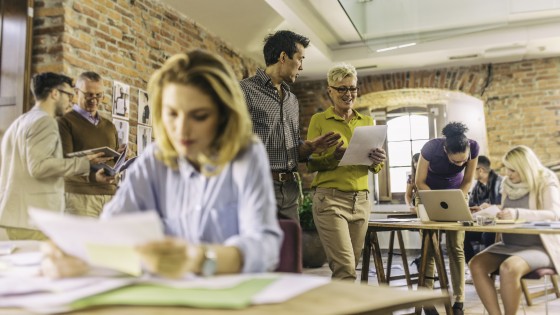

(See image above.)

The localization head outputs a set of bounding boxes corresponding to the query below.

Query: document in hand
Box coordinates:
[66,146,120,158]
[473,205,501,217]
[28,208,164,275]
[91,146,136,176]
[338,125,387,166]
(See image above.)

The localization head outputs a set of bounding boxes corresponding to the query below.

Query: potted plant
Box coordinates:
[299,191,327,268]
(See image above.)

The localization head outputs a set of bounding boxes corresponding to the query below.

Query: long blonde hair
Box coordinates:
[147,50,253,174]
[502,145,553,202]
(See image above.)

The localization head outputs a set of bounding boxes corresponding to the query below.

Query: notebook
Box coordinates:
[417,189,474,222]
[91,146,136,176]
[66,146,120,158]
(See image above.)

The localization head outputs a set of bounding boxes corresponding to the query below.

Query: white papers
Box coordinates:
[473,205,501,218]
[28,208,164,275]
[338,125,387,166]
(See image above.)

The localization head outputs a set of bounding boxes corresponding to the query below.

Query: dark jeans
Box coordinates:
[464,231,496,263]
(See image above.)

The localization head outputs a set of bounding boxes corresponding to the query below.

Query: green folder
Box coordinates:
[71,277,276,310]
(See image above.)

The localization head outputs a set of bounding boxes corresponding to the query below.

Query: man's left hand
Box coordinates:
[305,132,341,154]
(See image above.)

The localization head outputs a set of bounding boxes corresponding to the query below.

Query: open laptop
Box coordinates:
[417,189,474,222]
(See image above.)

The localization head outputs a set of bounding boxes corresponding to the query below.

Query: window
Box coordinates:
[386,113,429,193]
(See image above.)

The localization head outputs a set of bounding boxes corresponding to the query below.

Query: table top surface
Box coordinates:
[0,241,449,315]
[0,281,448,315]
[368,220,560,234]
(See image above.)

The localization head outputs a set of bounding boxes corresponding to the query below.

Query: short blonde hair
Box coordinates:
[502,145,546,196]
[147,50,253,174]
[327,63,357,86]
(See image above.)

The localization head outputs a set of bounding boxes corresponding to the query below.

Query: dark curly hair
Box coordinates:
[442,122,469,154]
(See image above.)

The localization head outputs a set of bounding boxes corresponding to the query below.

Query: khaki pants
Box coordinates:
[6,227,47,241]
[65,193,113,218]
[273,180,300,221]
[424,230,465,302]
[312,188,369,280]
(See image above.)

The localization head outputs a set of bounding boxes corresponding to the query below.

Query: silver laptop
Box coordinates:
[417,189,474,222]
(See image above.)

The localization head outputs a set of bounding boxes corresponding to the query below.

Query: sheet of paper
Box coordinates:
[338,125,387,166]
[86,244,141,276]
[28,208,164,275]
[473,205,501,217]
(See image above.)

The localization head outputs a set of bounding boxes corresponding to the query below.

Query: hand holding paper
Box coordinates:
[338,125,387,166]
[29,208,164,276]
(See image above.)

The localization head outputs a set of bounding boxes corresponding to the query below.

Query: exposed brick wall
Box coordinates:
[32,0,261,153]
[293,58,560,178]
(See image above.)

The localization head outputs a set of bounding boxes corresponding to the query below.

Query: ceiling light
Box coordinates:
[376,46,398,52]
[448,54,479,60]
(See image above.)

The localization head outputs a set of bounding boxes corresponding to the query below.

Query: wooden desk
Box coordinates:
[0,277,449,315]
[361,221,560,315]
[0,241,449,315]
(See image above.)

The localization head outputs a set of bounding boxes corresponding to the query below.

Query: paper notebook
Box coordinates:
[67,146,120,158]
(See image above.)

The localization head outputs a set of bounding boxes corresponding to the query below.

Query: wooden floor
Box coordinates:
[303,251,560,315]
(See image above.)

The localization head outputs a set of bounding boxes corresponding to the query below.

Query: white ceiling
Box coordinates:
[160,0,560,81]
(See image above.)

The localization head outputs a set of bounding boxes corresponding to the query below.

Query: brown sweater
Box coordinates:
[57,111,119,195]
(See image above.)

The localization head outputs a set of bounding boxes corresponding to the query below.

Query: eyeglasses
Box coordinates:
[76,88,104,100]
[57,89,75,99]
[329,86,359,94]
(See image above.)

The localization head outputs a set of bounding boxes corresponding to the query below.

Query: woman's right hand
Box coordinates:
[40,241,89,278]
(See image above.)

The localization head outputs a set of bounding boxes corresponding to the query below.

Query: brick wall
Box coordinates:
[293,58,560,175]
[32,0,261,154]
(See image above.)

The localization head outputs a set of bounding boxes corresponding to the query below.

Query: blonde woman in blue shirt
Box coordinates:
[306,63,386,280]
[42,50,282,278]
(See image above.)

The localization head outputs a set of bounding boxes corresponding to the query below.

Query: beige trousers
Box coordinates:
[312,187,370,280]
[423,230,465,302]
[65,193,113,218]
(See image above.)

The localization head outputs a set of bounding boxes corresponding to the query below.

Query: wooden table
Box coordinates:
[0,241,449,315]
[361,221,560,315]
[0,281,449,315]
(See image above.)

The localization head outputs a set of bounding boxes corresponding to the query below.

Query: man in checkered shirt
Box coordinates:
[240,30,341,221]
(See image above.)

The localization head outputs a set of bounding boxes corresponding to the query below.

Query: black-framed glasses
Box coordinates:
[56,89,75,99]
[76,88,104,100]
[329,86,359,94]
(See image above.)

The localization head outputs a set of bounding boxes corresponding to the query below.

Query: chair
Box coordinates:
[487,268,559,315]
[520,268,559,312]
[274,219,303,273]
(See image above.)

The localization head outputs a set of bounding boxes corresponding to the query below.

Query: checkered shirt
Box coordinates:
[240,69,300,172]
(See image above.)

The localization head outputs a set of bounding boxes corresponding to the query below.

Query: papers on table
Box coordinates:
[0,273,330,314]
[28,208,164,275]
[472,205,501,218]
[338,125,387,166]
[369,218,420,223]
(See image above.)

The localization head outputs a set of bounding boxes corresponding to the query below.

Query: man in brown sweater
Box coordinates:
[58,72,120,217]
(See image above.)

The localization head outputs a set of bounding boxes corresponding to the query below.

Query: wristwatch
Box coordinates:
[200,245,217,277]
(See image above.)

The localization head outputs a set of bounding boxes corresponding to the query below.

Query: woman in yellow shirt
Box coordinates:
[306,63,386,280]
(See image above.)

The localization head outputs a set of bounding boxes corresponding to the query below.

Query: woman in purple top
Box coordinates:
[416,122,479,315]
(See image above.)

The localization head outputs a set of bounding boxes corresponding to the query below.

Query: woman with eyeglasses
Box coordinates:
[469,145,560,315]
[306,63,386,280]
[415,121,480,315]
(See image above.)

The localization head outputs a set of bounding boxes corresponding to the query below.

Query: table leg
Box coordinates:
[429,230,452,315]
[371,230,386,284]
[415,229,432,315]
[397,230,413,289]
[361,228,372,283]
[386,230,396,284]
